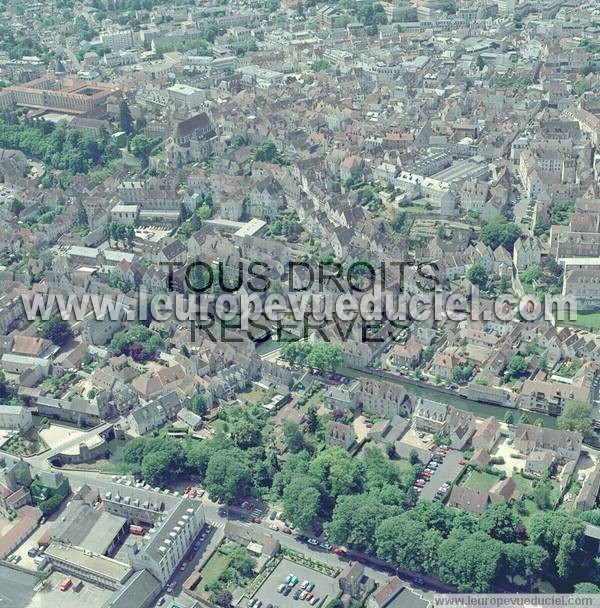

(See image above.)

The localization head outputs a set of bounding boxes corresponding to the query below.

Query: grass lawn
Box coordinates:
[513,475,561,527]
[298,388,325,412]
[238,386,271,406]
[559,309,600,330]
[197,550,233,594]
[461,469,501,492]
[512,473,533,494]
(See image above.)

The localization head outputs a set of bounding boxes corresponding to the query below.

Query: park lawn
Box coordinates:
[197,550,233,593]
[461,469,500,492]
[299,388,325,412]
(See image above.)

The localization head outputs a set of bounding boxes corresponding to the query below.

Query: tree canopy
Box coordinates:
[0,117,118,173]
[480,217,521,250]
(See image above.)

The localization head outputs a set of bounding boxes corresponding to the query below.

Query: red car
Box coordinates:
[282,527,292,534]
[459,458,468,465]
[333,547,346,556]
[252,516,262,524]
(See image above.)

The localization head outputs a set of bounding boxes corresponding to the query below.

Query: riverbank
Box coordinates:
[256,337,558,427]
[341,366,558,427]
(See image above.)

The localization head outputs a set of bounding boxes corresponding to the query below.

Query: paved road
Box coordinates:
[0,564,36,608]
[19,435,436,600]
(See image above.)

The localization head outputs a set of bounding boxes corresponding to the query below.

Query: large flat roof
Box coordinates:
[46,542,132,585]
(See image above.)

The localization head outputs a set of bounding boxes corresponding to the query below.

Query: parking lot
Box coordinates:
[418,449,465,501]
[252,558,338,608]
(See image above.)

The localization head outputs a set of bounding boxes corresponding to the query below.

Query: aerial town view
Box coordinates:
[1,0,600,607]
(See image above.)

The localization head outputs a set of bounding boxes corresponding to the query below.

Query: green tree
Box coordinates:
[437,531,503,592]
[309,447,363,504]
[254,140,279,163]
[130,134,156,167]
[310,59,330,72]
[123,436,148,465]
[190,394,208,416]
[467,263,488,289]
[480,217,521,250]
[528,511,585,578]
[229,412,264,450]
[205,449,253,504]
[40,316,73,346]
[507,355,528,379]
[391,210,408,233]
[574,583,600,593]
[215,589,233,607]
[282,475,320,529]
[557,401,595,440]
[500,543,548,588]
[479,503,522,543]
[305,404,319,433]
[327,493,393,553]
[520,265,539,285]
[229,547,256,576]
[533,477,554,510]
[306,343,343,372]
[118,99,134,134]
[504,411,514,425]
[283,422,305,454]
[375,513,441,574]
[452,364,474,384]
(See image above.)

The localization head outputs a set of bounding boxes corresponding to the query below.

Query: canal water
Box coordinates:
[255,338,557,427]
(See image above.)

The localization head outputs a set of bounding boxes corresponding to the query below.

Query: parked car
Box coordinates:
[300,591,308,600]
[310,597,319,605]
[278,584,286,593]
[282,527,292,534]
[270,524,279,531]
[307,538,319,546]
[283,587,291,596]
[307,583,315,592]
[293,591,301,600]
